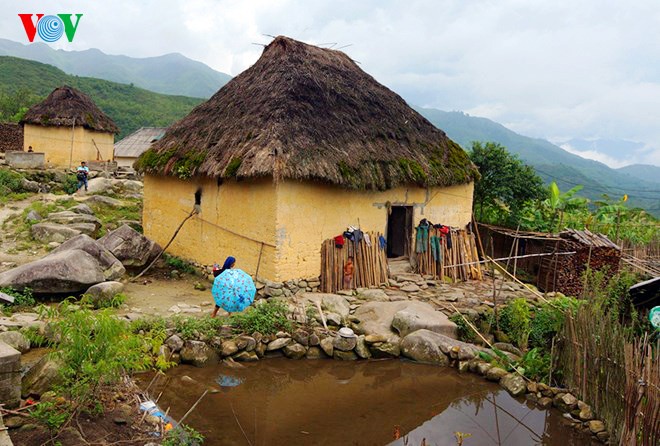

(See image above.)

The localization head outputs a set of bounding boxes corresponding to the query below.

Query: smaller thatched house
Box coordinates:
[114,127,166,168]
[21,86,118,168]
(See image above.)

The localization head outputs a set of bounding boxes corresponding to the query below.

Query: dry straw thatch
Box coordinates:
[21,85,119,134]
[137,36,478,190]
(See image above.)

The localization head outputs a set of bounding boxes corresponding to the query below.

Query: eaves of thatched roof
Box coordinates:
[21,85,119,134]
[136,36,477,190]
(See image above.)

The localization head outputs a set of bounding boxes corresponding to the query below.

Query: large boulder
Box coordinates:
[98,225,162,268]
[391,305,457,338]
[22,355,63,398]
[180,340,219,367]
[0,331,30,353]
[85,195,122,208]
[0,235,125,293]
[86,178,114,194]
[353,301,456,342]
[400,329,449,365]
[31,223,81,244]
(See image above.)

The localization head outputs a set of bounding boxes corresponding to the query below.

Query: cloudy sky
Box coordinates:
[2,0,660,167]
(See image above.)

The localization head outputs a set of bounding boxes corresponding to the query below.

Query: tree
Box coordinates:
[468,141,545,224]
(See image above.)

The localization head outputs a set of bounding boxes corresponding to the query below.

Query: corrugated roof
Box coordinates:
[114,127,167,158]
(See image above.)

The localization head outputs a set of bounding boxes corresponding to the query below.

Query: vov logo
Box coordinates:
[18,14,83,43]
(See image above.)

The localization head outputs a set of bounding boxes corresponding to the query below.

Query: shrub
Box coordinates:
[164,254,197,274]
[516,347,551,383]
[0,287,36,313]
[498,298,531,350]
[173,316,224,340]
[529,296,581,348]
[0,168,25,193]
[449,313,477,343]
[231,299,291,335]
[80,292,127,309]
[162,424,204,446]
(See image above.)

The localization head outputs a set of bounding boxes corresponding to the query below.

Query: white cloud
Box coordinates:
[1,0,660,166]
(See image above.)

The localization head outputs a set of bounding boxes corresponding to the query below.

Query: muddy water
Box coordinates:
[145,359,593,446]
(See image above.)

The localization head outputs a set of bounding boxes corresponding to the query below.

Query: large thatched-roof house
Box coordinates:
[114,127,166,168]
[137,36,478,282]
[21,86,118,168]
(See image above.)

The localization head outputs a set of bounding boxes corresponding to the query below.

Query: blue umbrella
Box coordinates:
[212,268,256,313]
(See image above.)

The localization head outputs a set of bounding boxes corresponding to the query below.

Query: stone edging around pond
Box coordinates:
[164,326,610,444]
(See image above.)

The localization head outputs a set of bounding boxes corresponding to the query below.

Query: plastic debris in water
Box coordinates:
[217,374,244,388]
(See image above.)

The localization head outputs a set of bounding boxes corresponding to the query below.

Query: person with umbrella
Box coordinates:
[211,256,257,318]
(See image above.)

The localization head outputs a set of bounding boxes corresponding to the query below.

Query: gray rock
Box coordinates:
[283,342,307,359]
[71,204,94,215]
[587,420,606,434]
[333,335,357,352]
[47,211,101,233]
[0,235,125,293]
[85,195,122,208]
[325,312,342,326]
[292,329,309,347]
[354,335,371,359]
[267,338,291,351]
[370,342,401,358]
[69,223,99,237]
[0,331,30,353]
[180,340,219,367]
[486,367,508,382]
[308,333,320,346]
[500,373,526,397]
[538,397,553,408]
[321,294,351,318]
[98,225,162,268]
[165,335,184,353]
[400,284,421,293]
[400,329,449,365]
[391,305,457,338]
[22,355,63,398]
[31,223,81,243]
[84,281,124,308]
[86,178,114,194]
[493,342,523,358]
[233,351,258,362]
[25,210,42,223]
[333,350,358,361]
[305,346,324,359]
[358,289,389,301]
[577,401,594,421]
[221,340,239,357]
[21,178,40,192]
[320,337,334,357]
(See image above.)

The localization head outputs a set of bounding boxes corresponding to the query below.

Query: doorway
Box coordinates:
[387,206,413,258]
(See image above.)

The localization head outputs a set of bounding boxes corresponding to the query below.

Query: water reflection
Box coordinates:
[143,359,592,446]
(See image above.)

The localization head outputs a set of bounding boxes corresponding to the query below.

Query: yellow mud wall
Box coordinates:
[142,175,278,280]
[23,124,114,169]
[274,181,474,281]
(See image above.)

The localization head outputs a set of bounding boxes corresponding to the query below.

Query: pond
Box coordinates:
[144,358,594,446]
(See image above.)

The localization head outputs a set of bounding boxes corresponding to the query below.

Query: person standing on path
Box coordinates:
[76,161,89,192]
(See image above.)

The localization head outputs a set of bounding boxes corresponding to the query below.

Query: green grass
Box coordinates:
[89,199,142,236]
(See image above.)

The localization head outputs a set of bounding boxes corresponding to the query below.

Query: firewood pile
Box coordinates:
[548,229,621,296]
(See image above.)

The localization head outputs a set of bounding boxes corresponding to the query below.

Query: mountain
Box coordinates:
[0,56,203,138]
[416,107,660,216]
[616,164,660,185]
[0,38,231,98]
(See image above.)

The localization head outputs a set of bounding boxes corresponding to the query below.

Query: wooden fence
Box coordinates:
[414,228,483,281]
[320,231,389,293]
[557,304,659,445]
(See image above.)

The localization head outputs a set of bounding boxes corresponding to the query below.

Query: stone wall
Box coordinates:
[5,151,45,169]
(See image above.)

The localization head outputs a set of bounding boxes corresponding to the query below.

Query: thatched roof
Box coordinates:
[21,86,119,134]
[136,36,477,190]
[114,127,166,158]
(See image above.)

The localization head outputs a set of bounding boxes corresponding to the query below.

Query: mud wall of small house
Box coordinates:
[274,180,474,281]
[142,175,278,280]
[23,124,114,169]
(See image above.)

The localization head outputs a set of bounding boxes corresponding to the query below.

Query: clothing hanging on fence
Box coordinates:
[430,235,441,261]
[334,235,345,248]
[446,230,452,249]
[363,233,372,247]
[415,224,429,253]
[352,229,364,253]
[379,235,387,250]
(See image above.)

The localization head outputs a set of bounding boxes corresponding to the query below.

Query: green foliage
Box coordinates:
[0,168,26,194]
[0,56,203,139]
[397,158,427,184]
[498,298,531,350]
[164,254,197,274]
[80,292,127,309]
[231,299,292,335]
[173,316,224,341]
[529,296,581,348]
[89,199,142,235]
[162,424,205,446]
[134,148,176,173]
[468,142,545,225]
[449,313,477,343]
[517,347,551,383]
[0,286,36,311]
[29,401,71,432]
